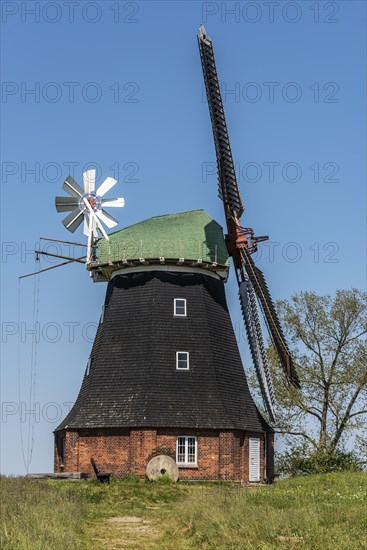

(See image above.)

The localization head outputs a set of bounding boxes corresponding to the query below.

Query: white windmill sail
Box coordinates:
[55,169,125,263]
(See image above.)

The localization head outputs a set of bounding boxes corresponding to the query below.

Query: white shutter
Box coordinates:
[249,437,260,482]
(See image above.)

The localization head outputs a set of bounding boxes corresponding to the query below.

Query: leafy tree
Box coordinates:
[249,289,367,462]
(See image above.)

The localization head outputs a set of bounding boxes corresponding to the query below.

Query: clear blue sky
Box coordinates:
[1,1,366,475]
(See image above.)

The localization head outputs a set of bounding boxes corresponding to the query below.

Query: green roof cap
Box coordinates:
[97,210,229,268]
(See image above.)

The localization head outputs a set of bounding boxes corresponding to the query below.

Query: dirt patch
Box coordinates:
[107,517,151,524]
[106,517,160,536]
[277,535,304,542]
[89,516,162,549]
[123,526,160,534]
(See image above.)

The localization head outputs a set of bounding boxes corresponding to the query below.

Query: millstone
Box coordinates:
[146,455,179,482]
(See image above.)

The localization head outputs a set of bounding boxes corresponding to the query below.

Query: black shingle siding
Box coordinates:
[56,271,271,433]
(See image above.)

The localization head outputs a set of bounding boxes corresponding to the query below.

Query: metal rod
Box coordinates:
[35,250,86,263]
[40,237,86,247]
[19,256,86,280]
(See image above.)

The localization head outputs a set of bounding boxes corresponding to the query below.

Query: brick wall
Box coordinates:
[54,427,272,483]
[78,429,130,475]
[156,429,220,480]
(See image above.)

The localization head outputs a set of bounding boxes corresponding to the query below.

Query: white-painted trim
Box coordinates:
[174,298,187,317]
[86,357,92,376]
[176,436,197,467]
[176,351,189,370]
[249,437,261,482]
[110,264,224,280]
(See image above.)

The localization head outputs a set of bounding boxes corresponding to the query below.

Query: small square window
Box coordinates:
[86,357,92,376]
[174,298,186,317]
[176,436,197,466]
[176,351,189,370]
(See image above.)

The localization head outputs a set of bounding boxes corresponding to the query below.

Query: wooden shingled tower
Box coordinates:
[54,210,274,482]
[54,28,299,483]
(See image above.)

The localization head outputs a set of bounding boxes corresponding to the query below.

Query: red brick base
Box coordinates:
[54,428,274,484]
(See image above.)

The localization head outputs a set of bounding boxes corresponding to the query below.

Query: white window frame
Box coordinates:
[86,357,92,376]
[176,436,197,467]
[174,298,187,317]
[176,351,189,370]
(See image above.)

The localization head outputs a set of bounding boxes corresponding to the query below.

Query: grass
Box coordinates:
[1,472,366,549]
[0,477,87,549]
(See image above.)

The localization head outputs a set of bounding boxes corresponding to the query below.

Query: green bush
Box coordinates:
[277,446,363,477]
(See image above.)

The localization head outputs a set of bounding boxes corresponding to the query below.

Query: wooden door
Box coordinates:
[249,437,260,482]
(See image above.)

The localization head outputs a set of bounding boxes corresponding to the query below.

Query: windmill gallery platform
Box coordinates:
[54,210,274,484]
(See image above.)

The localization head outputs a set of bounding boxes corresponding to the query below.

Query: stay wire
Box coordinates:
[28,257,41,466]
[17,279,27,471]
[26,259,36,469]
[18,255,41,473]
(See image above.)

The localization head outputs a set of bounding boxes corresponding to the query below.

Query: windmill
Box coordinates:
[198,26,300,422]
[50,28,298,484]
[55,169,125,264]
